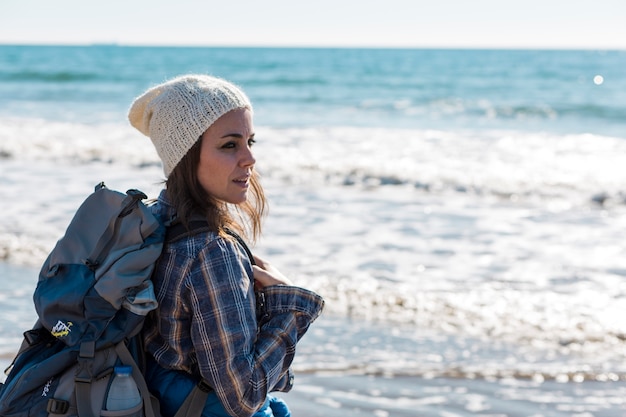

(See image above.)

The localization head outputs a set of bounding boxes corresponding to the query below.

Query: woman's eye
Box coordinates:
[221,138,255,150]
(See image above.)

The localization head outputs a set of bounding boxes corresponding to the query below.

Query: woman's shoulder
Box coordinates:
[163,228,254,291]
[164,225,221,257]
[165,225,248,263]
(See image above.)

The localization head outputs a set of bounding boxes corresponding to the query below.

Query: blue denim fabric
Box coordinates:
[145,356,291,417]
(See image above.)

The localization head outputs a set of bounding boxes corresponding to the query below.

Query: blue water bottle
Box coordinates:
[106,365,142,415]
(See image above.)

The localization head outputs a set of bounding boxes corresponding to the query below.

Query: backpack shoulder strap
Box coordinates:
[172,380,212,417]
[166,220,212,244]
[166,221,255,266]
[225,228,256,266]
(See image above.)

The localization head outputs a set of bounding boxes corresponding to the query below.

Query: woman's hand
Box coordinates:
[252,255,294,289]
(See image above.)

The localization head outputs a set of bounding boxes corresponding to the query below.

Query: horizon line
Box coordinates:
[1,41,624,52]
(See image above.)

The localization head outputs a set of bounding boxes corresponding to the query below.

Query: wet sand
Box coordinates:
[2,352,623,417]
[2,336,625,416]
[1,261,625,416]
[277,373,626,416]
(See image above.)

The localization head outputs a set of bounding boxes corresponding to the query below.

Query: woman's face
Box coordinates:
[197,108,256,204]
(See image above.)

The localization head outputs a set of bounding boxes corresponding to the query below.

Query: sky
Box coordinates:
[1,0,625,49]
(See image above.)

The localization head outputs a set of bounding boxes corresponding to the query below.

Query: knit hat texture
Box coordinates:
[128,74,252,177]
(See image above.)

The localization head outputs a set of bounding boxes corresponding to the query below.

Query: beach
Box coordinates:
[2,261,625,416]
[2,266,625,417]
[1,45,626,416]
[279,373,626,416]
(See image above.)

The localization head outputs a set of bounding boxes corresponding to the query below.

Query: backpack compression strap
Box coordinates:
[115,342,159,417]
[73,341,159,417]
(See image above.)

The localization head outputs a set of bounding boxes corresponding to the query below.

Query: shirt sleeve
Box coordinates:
[186,237,324,417]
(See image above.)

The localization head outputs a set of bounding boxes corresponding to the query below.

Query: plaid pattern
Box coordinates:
[143,190,324,416]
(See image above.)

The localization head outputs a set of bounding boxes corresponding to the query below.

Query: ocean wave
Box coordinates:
[252,75,328,87]
[270,165,626,207]
[355,97,626,126]
[288,315,626,381]
[2,119,626,206]
[293,363,626,382]
[0,70,101,83]
[559,103,626,123]
[299,273,626,355]
[0,234,51,266]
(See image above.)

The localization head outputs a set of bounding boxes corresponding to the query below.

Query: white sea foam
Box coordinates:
[1,116,626,379]
[3,117,626,203]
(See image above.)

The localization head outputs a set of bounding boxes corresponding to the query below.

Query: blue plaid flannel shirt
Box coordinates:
[143,190,324,416]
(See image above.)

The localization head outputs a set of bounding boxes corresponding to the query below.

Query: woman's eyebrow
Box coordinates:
[220,132,255,139]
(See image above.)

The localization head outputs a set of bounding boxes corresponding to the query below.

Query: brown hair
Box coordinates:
[165,137,267,242]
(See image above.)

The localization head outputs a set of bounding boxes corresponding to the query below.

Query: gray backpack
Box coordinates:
[0,183,209,417]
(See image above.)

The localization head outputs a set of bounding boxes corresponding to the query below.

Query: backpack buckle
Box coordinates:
[197,379,213,393]
[47,398,70,415]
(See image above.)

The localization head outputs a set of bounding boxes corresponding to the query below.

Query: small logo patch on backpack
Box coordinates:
[50,320,73,338]
[42,378,54,397]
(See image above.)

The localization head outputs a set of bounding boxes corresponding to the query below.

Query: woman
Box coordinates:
[128,75,324,417]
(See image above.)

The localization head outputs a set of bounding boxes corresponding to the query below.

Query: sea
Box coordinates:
[1,45,625,416]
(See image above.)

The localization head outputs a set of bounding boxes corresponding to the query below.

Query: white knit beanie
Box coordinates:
[128,74,252,177]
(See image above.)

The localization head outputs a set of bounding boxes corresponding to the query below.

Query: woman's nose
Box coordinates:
[241,146,256,167]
